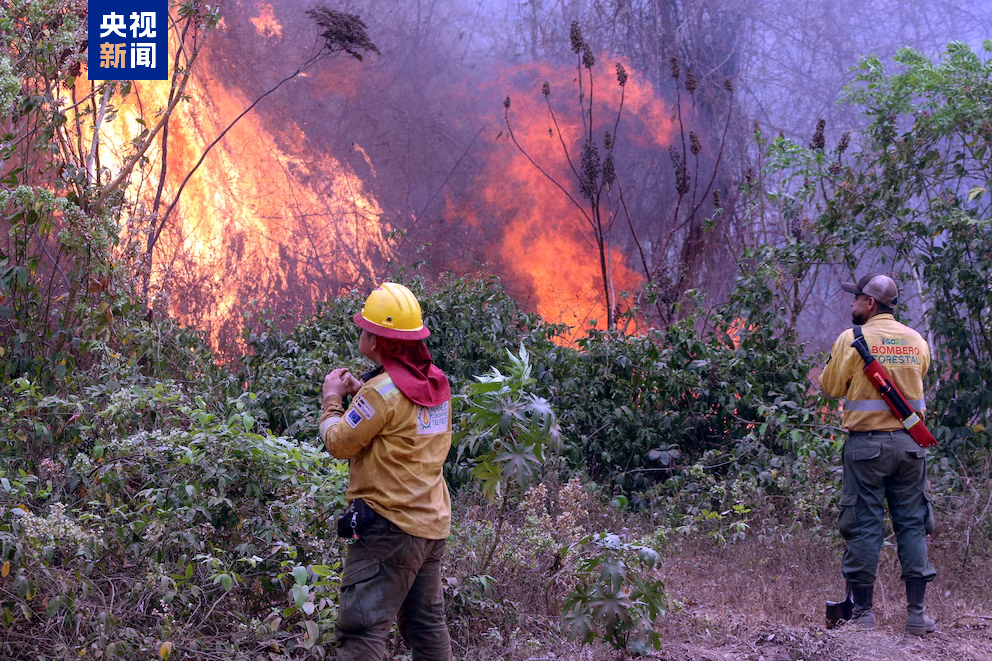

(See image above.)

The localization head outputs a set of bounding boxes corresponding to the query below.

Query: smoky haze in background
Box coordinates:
[184,0,989,347]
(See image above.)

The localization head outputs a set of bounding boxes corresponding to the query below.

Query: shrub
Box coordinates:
[0,383,349,659]
[239,275,565,441]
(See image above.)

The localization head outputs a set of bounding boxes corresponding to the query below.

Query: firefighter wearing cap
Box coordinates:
[319,282,452,660]
[820,273,937,635]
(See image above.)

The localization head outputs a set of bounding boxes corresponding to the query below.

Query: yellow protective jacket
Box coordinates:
[319,371,452,540]
[819,314,930,432]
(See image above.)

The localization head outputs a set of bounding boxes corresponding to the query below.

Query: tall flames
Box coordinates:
[448,58,675,338]
[86,4,678,349]
[86,5,388,349]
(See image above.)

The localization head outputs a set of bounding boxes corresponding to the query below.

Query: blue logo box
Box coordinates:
[88,1,168,81]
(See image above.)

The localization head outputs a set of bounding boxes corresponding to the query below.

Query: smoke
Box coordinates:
[144,1,685,346]
[146,0,988,349]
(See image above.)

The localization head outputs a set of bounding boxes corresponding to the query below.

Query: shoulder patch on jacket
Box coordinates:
[416,401,450,434]
[353,395,376,420]
[345,409,363,428]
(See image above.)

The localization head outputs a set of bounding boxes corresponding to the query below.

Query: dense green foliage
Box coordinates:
[244,274,829,499]
[743,41,992,458]
[551,290,824,493]
[839,42,992,453]
[0,338,351,657]
[1,0,118,391]
[240,276,564,441]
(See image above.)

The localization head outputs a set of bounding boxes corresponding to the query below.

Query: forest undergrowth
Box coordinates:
[3,8,992,657]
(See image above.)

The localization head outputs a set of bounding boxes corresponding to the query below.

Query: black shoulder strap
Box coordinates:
[850,325,876,366]
[359,366,384,382]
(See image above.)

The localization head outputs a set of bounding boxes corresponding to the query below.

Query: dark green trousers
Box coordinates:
[334,516,451,661]
[838,430,936,586]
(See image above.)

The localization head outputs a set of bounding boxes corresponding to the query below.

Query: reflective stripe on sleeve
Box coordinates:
[375,377,400,400]
[319,416,342,437]
[843,398,925,412]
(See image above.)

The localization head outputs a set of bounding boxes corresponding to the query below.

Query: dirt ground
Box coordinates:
[651,535,992,661]
[448,512,992,661]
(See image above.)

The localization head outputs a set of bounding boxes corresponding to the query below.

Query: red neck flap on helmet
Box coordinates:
[376,338,451,408]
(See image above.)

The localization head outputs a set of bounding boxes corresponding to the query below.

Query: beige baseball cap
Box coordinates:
[840,273,899,307]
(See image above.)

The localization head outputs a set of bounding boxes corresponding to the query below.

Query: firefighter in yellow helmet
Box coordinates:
[318,282,452,660]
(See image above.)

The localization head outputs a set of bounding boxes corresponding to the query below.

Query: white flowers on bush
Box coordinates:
[19,502,101,547]
[70,452,92,473]
[0,55,20,111]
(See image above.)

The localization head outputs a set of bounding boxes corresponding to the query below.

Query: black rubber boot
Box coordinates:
[906,580,936,635]
[850,583,876,630]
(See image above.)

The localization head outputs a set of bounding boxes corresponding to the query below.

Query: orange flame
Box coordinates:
[726,317,761,349]
[449,56,675,341]
[77,5,678,352]
[79,34,388,351]
[249,3,283,39]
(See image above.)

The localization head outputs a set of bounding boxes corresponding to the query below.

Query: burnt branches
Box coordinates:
[143,6,379,303]
[306,7,380,61]
[94,3,218,213]
[652,58,739,328]
[503,22,629,330]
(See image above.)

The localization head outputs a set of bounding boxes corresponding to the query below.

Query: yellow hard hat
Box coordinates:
[352,282,430,340]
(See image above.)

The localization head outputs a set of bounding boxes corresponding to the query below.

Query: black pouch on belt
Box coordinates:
[336,498,377,539]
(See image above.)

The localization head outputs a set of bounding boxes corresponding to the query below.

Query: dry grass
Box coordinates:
[438,480,992,661]
[653,533,992,661]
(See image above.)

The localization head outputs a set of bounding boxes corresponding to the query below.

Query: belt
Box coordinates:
[848,430,910,437]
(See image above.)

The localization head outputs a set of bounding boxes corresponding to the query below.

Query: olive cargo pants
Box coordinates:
[838,430,936,586]
[334,516,451,661]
